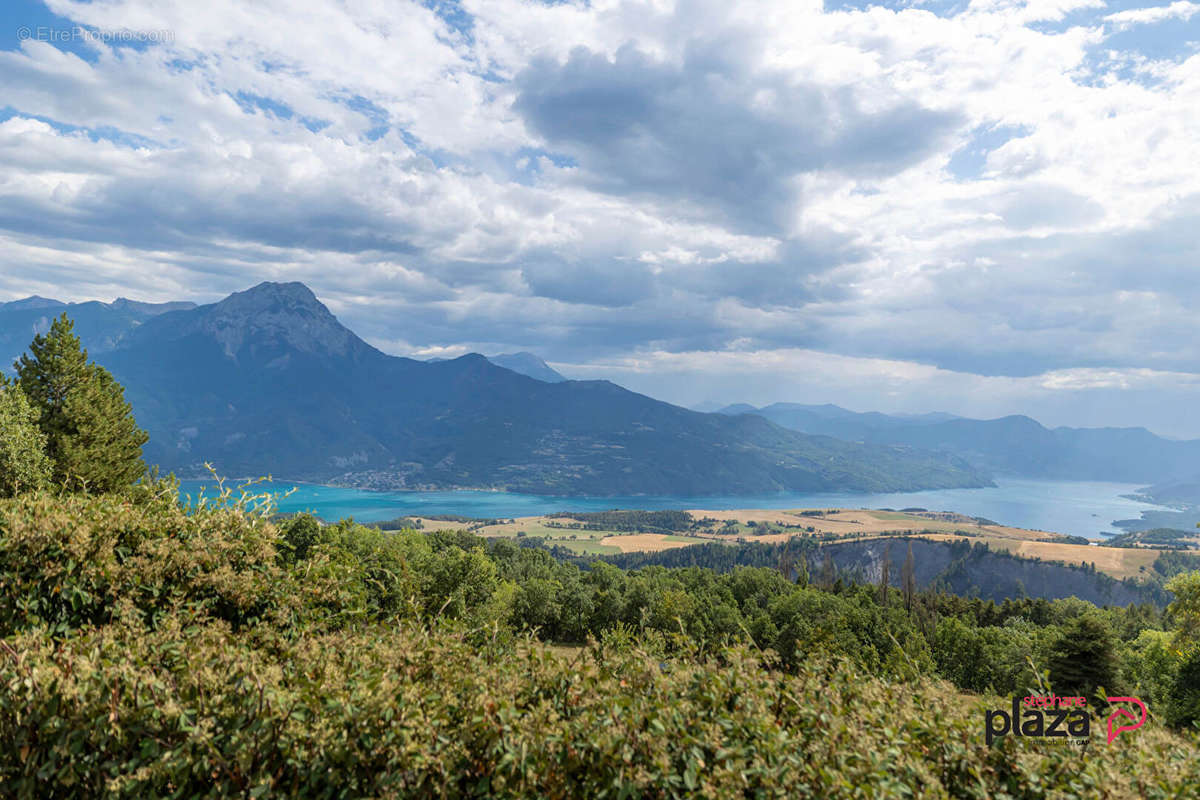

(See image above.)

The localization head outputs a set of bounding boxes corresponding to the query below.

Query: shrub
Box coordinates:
[3,493,1200,797]
[4,619,1200,799]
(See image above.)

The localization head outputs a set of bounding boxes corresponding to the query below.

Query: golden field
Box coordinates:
[393,507,1177,580]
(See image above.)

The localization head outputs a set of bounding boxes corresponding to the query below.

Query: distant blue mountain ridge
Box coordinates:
[0,292,567,384]
[5,282,1193,493]
[715,402,1200,487]
[2,282,990,495]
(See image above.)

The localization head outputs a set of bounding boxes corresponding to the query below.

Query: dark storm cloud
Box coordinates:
[520,256,658,307]
[514,43,962,235]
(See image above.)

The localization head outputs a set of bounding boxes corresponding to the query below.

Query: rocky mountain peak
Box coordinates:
[119,281,377,364]
[203,282,368,360]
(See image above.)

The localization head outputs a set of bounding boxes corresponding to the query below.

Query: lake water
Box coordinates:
[177,477,1164,539]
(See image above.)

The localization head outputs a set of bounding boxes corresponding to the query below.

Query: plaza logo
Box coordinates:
[984,694,1147,746]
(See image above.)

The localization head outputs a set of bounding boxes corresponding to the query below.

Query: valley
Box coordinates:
[391,505,1176,581]
[11,282,1200,505]
[7,6,1200,794]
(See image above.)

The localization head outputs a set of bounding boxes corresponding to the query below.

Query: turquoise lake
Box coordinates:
[177,477,1164,539]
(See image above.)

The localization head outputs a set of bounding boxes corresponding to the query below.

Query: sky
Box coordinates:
[1,0,1199,435]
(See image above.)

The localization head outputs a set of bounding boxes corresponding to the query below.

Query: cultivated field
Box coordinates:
[918,533,1162,580]
[598,533,710,553]
[407,506,1179,581]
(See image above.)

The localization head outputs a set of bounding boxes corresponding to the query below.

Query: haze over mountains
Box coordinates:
[425,351,567,383]
[5,282,986,495]
[718,402,1200,487]
[485,352,567,383]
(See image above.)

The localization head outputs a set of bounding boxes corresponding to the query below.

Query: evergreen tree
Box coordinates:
[15,314,148,492]
[1046,613,1118,703]
[0,378,51,496]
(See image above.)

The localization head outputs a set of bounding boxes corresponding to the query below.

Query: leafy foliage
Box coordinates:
[6,621,1200,799]
[1154,549,1200,578]
[1166,570,1200,649]
[1,493,1199,797]
[1167,647,1200,730]
[0,379,50,497]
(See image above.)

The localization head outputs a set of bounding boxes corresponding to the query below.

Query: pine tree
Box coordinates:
[1047,613,1119,704]
[15,314,148,492]
[0,377,51,496]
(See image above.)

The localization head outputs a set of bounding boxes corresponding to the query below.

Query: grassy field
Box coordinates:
[598,533,711,553]
[918,533,1163,580]
[442,507,1181,581]
[549,539,622,555]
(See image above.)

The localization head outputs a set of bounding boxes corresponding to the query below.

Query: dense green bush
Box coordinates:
[3,493,1200,797]
[0,491,313,637]
[1046,613,1120,704]
[5,617,1200,798]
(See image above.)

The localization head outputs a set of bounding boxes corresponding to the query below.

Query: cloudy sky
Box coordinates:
[2,0,1199,435]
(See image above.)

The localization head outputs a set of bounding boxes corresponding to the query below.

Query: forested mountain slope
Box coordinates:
[96,282,990,495]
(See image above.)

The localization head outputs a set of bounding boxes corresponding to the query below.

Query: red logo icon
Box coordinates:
[1104,697,1147,744]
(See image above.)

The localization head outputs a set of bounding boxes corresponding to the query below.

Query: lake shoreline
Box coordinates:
[178,477,1170,540]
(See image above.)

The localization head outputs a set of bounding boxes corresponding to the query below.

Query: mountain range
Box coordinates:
[7,284,1198,495]
[0,294,569,386]
[424,351,566,382]
[718,402,1200,486]
[0,295,197,370]
[7,281,988,495]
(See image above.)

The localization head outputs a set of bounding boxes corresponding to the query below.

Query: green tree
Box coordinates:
[279,512,323,564]
[1165,570,1200,651]
[0,378,51,496]
[1163,568,1200,728]
[1122,629,1178,710]
[15,314,147,492]
[1167,647,1200,730]
[1047,613,1119,703]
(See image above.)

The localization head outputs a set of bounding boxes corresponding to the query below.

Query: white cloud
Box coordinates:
[0,0,1198,433]
[1105,1,1200,30]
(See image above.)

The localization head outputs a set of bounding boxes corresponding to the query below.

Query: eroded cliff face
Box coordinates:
[822,537,1152,606]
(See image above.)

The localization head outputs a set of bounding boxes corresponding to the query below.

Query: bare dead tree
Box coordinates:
[902,541,916,613]
[878,542,891,606]
[820,549,835,590]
